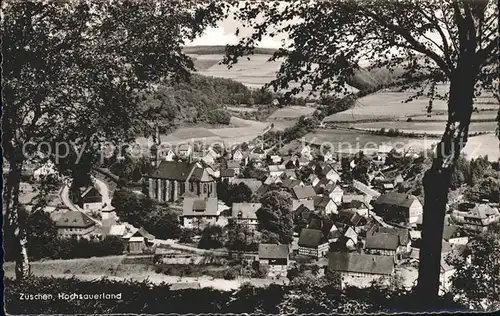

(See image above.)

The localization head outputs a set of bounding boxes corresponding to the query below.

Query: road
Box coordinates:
[59,185,83,212]
[92,175,111,207]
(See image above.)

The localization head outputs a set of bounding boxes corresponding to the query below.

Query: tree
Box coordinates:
[111,189,142,225]
[198,225,224,250]
[230,183,253,204]
[447,224,500,311]
[144,207,181,240]
[224,0,498,304]
[226,220,257,254]
[257,191,294,244]
[465,172,500,203]
[2,1,225,281]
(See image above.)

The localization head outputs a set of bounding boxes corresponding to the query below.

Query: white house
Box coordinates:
[80,187,104,211]
[182,198,221,229]
[258,244,290,278]
[301,145,313,160]
[33,161,58,181]
[314,196,338,215]
[177,144,192,157]
[232,203,261,229]
[298,228,329,259]
[268,165,286,177]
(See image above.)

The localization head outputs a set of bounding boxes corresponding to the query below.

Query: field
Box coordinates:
[351,121,497,134]
[324,84,498,123]
[135,117,269,149]
[410,110,497,122]
[298,128,499,161]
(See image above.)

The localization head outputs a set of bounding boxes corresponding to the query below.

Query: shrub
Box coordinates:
[224,269,238,280]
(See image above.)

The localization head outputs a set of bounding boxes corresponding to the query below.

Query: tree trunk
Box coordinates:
[4,159,31,282]
[417,65,476,305]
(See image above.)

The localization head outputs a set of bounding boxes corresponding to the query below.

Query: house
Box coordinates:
[374,192,423,224]
[127,227,155,254]
[345,200,372,217]
[220,169,235,183]
[148,161,217,203]
[56,211,97,240]
[323,150,334,162]
[298,156,310,166]
[201,148,218,165]
[292,199,315,214]
[301,145,313,160]
[226,160,242,175]
[327,252,395,289]
[264,175,282,185]
[307,173,321,186]
[282,158,298,170]
[177,144,192,157]
[353,180,381,199]
[313,196,338,215]
[377,226,412,256]
[232,148,249,164]
[320,167,340,183]
[328,185,344,204]
[258,244,290,278]
[232,178,263,194]
[442,224,469,245]
[298,228,330,259]
[365,232,399,261]
[182,198,221,229]
[250,147,266,161]
[159,149,176,162]
[283,169,297,179]
[33,161,58,181]
[292,186,317,201]
[342,194,371,206]
[232,203,261,229]
[268,165,286,177]
[80,187,103,211]
[463,204,500,232]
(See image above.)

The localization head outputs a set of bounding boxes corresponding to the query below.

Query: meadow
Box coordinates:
[351,121,497,134]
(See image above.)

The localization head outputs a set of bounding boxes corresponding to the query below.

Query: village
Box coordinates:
[9,134,499,293]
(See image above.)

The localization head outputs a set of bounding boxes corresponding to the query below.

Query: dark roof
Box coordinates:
[150,161,196,181]
[252,147,265,154]
[133,227,155,240]
[81,187,102,199]
[292,186,316,200]
[328,252,394,275]
[227,160,241,169]
[298,228,327,248]
[378,227,410,246]
[365,232,399,250]
[220,169,235,177]
[255,184,270,196]
[314,196,333,209]
[294,203,312,218]
[374,192,419,209]
[442,225,458,241]
[282,178,302,189]
[56,211,95,228]
[183,198,219,217]
[258,244,289,259]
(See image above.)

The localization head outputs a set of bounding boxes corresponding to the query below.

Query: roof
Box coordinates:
[328,252,394,275]
[255,184,270,196]
[292,186,316,200]
[281,178,302,189]
[81,187,102,199]
[190,167,213,182]
[268,165,286,172]
[56,211,95,228]
[220,169,235,177]
[149,161,196,181]
[467,204,499,219]
[227,160,241,169]
[129,236,145,242]
[314,196,334,209]
[292,199,315,212]
[107,224,127,236]
[232,203,261,220]
[134,227,156,240]
[258,244,289,259]
[294,203,313,218]
[183,198,219,217]
[378,227,410,246]
[442,225,458,241]
[374,192,419,209]
[365,232,399,250]
[298,228,326,248]
[252,147,265,154]
[232,178,263,192]
[342,194,367,204]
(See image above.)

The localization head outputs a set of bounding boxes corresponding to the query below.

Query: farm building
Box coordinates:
[327,252,395,289]
[80,187,103,211]
[373,192,423,224]
[232,203,261,229]
[56,211,98,240]
[128,237,146,254]
[182,198,220,229]
[258,244,290,278]
[298,228,329,259]
[219,169,235,183]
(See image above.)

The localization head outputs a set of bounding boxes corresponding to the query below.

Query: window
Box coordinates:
[203,184,207,194]
[190,182,193,191]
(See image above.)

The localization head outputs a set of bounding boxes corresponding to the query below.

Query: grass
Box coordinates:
[3,255,126,277]
[268,106,316,119]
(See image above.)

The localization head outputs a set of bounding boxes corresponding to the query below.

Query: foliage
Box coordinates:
[217,181,253,206]
[198,225,224,250]
[240,161,268,181]
[111,189,181,239]
[448,224,500,311]
[257,191,294,244]
[225,220,259,253]
[178,228,198,243]
[465,170,500,203]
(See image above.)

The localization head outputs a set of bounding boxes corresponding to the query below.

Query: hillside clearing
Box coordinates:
[351,121,497,134]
